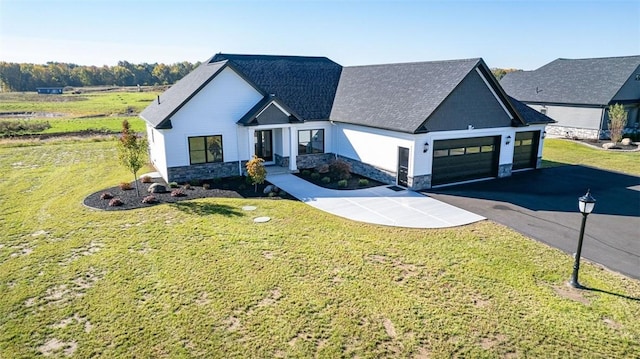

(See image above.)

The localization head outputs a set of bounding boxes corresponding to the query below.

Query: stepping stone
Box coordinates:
[253,217,271,223]
[242,206,257,211]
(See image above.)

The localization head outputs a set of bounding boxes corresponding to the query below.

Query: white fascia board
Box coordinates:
[475,68,513,120]
[255,101,291,119]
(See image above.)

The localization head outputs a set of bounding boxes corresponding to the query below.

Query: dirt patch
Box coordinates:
[195,292,210,306]
[223,316,241,332]
[59,241,103,265]
[479,334,506,349]
[262,251,275,259]
[603,317,622,330]
[414,347,431,359]
[383,318,397,338]
[38,338,77,357]
[257,288,282,307]
[552,284,590,305]
[366,254,388,263]
[288,332,312,346]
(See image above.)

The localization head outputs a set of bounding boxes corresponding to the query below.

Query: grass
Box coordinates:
[0,91,156,135]
[1,140,639,358]
[542,138,640,176]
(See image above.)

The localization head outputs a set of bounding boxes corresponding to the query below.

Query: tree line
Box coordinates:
[0,61,201,92]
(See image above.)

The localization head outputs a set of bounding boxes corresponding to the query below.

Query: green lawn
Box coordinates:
[543,138,640,176]
[0,91,156,135]
[1,140,639,358]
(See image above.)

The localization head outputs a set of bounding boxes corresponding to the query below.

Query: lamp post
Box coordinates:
[569,190,596,289]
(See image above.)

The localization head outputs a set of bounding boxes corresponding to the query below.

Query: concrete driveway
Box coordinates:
[267,173,485,229]
[426,165,640,280]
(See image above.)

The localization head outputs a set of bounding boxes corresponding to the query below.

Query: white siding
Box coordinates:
[333,123,415,173]
[162,67,263,167]
[528,104,603,130]
[146,124,168,180]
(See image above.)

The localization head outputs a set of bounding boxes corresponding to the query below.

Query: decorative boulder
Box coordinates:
[263,185,275,194]
[602,142,616,150]
[148,183,166,193]
[621,138,632,146]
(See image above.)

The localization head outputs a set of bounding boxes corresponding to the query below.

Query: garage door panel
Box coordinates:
[432,136,500,186]
[513,131,540,170]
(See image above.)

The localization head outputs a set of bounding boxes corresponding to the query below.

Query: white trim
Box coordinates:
[475,67,513,119]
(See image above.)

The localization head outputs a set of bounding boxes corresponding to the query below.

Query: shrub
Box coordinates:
[108,198,123,207]
[119,182,132,190]
[310,172,320,180]
[280,191,288,197]
[268,192,276,197]
[608,103,627,144]
[338,179,348,188]
[140,175,153,183]
[301,169,311,176]
[202,183,211,190]
[316,164,330,174]
[358,179,369,187]
[0,119,51,136]
[183,183,192,190]
[321,176,331,184]
[141,195,157,204]
[170,189,186,197]
[330,159,352,180]
[189,179,201,186]
[238,183,247,190]
[168,182,179,188]
[100,192,113,200]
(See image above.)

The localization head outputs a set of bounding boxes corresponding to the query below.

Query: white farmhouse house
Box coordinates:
[140,54,554,190]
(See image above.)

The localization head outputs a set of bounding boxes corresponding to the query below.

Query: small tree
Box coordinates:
[608,103,627,144]
[245,155,266,192]
[117,120,148,196]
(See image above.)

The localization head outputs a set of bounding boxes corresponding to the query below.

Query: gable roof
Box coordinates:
[210,54,342,121]
[500,55,640,106]
[330,58,523,133]
[508,96,555,125]
[140,61,229,129]
[237,95,303,126]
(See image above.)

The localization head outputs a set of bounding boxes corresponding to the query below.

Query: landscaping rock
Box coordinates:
[148,183,166,193]
[263,185,274,194]
[602,142,616,150]
[621,138,633,146]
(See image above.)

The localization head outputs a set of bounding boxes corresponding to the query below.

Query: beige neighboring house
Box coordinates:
[501,55,640,139]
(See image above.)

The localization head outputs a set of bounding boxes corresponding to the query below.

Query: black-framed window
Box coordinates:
[188,135,223,164]
[298,129,324,154]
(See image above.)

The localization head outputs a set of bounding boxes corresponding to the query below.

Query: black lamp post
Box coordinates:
[569,190,596,288]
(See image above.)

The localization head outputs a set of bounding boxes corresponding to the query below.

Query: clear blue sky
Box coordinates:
[1,0,639,70]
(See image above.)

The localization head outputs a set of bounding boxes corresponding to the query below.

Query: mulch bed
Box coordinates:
[294,171,384,190]
[83,177,295,211]
[573,139,639,151]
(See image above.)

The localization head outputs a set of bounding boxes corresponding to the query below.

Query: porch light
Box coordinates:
[542,131,547,139]
[505,135,512,145]
[423,142,429,153]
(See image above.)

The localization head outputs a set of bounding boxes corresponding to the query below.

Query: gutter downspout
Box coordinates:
[598,106,606,140]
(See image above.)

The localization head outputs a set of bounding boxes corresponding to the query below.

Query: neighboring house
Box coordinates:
[140,54,553,190]
[501,56,640,139]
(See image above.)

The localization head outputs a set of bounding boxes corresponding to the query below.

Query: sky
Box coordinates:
[0,0,639,70]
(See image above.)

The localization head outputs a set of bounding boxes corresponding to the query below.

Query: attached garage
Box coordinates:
[512,131,540,170]
[432,136,501,186]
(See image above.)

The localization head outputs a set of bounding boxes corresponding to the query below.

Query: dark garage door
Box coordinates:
[513,131,540,170]
[432,136,500,186]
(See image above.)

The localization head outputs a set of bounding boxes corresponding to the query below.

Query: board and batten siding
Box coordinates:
[147,125,169,180]
[162,66,263,168]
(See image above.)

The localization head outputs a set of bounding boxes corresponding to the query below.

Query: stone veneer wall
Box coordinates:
[409,174,431,190]
[296,153,335,169]
[337,156,396,186]
[167,161,241,183]
[498,163,512,178]
[274,154,289,168]
[546,125,600,140]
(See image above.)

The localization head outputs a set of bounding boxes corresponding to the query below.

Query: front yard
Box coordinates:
[1,139,639,358]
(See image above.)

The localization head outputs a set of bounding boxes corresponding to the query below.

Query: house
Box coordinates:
[36,87,63,94]
[140,54,553,190]
[500,56,640,139]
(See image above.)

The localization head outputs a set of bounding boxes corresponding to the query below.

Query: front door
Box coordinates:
[254,130,273,163]
[397,147,409,187]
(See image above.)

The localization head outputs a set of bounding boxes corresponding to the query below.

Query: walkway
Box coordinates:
[266,173,485,229]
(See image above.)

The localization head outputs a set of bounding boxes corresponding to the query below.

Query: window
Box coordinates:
[540,107,547,115]
[188,135,223,164]
[433,149,449,157]
[298,129,324,154]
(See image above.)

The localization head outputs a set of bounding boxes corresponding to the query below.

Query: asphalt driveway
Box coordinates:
[426,165,640,280]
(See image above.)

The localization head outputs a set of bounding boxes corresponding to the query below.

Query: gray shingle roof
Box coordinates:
[508,96,555,125]
[330,58,487,133]
[140,61,228,129]
[210,54,342,120]
[500,56,640,106]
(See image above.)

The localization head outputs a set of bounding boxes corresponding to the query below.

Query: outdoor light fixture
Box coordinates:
[570,189,596,289]
[542,131,547,139]
[423,142,429,153]
[505,135,512,145]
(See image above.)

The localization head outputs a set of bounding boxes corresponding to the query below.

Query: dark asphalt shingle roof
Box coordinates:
[330,58,484,133]
[500,56,640,106]
[140,61,228,129]
[210,54,342,120]
[508,96,555,125]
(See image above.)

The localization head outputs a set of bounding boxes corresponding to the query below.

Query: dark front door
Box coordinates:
[397,147,409,187]
[254,130,273,162]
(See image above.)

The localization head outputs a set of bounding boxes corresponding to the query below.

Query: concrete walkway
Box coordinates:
[267,173,485,228]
